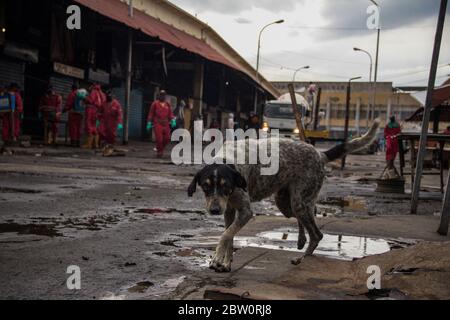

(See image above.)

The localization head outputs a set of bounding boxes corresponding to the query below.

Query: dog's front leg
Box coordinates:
[210,192,252,273]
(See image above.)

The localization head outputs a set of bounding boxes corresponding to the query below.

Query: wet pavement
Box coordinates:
[0,142,449,299]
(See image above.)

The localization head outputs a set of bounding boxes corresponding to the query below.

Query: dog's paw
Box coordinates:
[209,259,231,273]
[291,255,306,265]
[297,238,307,250]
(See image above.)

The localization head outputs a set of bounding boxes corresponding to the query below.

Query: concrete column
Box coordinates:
[326,99,331,131]
[355,98,361,136]
[193,58,204,120]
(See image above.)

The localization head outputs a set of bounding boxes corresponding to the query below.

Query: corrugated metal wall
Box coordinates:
[114,87,144,139]
[49,75,75,138]
[0,58,25,89]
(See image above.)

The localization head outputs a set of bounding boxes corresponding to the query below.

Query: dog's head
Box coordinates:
[187,164,247,215]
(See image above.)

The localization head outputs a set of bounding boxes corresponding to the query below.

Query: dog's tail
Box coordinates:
[321,118,381,163]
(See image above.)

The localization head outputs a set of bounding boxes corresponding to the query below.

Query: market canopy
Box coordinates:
[406,84,450,122]
[74,0,277,96]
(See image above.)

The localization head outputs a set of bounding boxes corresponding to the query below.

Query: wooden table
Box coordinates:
[398,133,450,193]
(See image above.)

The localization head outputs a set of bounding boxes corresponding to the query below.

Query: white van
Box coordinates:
[262,93,311,139]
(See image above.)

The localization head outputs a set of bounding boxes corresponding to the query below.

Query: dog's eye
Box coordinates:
[202,184,210,190]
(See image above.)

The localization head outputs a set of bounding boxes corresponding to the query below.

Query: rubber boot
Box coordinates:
[82,135,94,149]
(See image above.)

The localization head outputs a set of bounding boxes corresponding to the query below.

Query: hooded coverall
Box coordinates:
[85,85,105,136]
[384,123,401,162]
[98,99,123,145]
[65,90,83,144]
[1,91,23,142]
[147,100,175,156]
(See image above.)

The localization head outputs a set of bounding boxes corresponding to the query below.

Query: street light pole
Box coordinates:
[341,76,362,170]
[370,0,381,122]
[254,19,284,112]
[292,66,310,84]
[354,47,373,129]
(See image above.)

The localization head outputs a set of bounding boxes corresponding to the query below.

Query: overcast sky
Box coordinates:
[170,0,450,87]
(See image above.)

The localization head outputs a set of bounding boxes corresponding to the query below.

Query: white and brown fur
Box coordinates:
[188,120,380,272]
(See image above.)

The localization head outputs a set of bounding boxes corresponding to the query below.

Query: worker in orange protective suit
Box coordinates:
[39,85,62,145]
[1,83,23,145]
[98,90,123,147]
[83,83,105,149]
[146,90,176,158]
[64,84,87,147]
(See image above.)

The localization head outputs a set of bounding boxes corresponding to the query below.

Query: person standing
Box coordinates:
[98,90,123,147]
[83,83,105,149]
[39,85,62,145]
[146,90,176,158]
[64,84,86,147]
[384,116,402,170]
[1,83,23,145]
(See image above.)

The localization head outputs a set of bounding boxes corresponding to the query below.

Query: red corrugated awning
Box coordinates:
[74,0,242,73]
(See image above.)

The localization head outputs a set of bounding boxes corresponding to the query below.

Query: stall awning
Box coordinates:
[406,84,450,122]
[75,0,253,83]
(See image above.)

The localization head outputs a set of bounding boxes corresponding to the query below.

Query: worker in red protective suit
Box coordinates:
[384,116,402,170]
[83,83,105,149]
[98,90,123,146]
[39,85,62,145]
[64,84,83,147]
[1,83,23,145]
[146,90,176,158]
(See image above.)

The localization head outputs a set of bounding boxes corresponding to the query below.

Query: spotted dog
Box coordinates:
[188,120,380,272]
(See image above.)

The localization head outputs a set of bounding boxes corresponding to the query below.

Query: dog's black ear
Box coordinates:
[187,173,199,197]
[233,170,247,192]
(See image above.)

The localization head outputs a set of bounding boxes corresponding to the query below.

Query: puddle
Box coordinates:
[127,281,154,293]
[241,231,391,260]
[0,187,42,194]
[175,229,413,261]
[131,208,206,215]
[318,196,368,214]
[0,223,62,237]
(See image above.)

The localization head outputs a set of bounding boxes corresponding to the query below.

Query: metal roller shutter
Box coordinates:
[114,87,144,139]
[0,58,25,89]
[49,75,75,138]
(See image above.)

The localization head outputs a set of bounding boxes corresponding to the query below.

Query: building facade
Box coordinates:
[272,81,422,138]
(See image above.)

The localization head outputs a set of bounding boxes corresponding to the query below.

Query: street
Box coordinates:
[1,143,449,300]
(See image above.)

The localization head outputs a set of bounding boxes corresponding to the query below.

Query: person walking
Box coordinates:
[98,90,123,147]
[83,83,105,149]
[146,90,176,158]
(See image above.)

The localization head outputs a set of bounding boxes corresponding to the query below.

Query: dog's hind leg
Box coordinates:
[210,190,252,273]
[290,193,323,265]
[275,188,306,250]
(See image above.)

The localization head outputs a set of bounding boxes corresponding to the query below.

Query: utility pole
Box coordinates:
[288,83,306,141]
[411,0,447,214]
[123,0,133,145]
[341,76,361,170]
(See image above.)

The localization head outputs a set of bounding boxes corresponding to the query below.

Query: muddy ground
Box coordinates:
[0,142,449,300]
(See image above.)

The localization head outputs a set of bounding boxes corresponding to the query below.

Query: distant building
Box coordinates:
[271,81,422,138]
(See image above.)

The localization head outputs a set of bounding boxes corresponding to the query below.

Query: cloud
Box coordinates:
[235,17,252,24]
[288,30,299,37]
[313,0,443,40]
[170,0,301,14]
